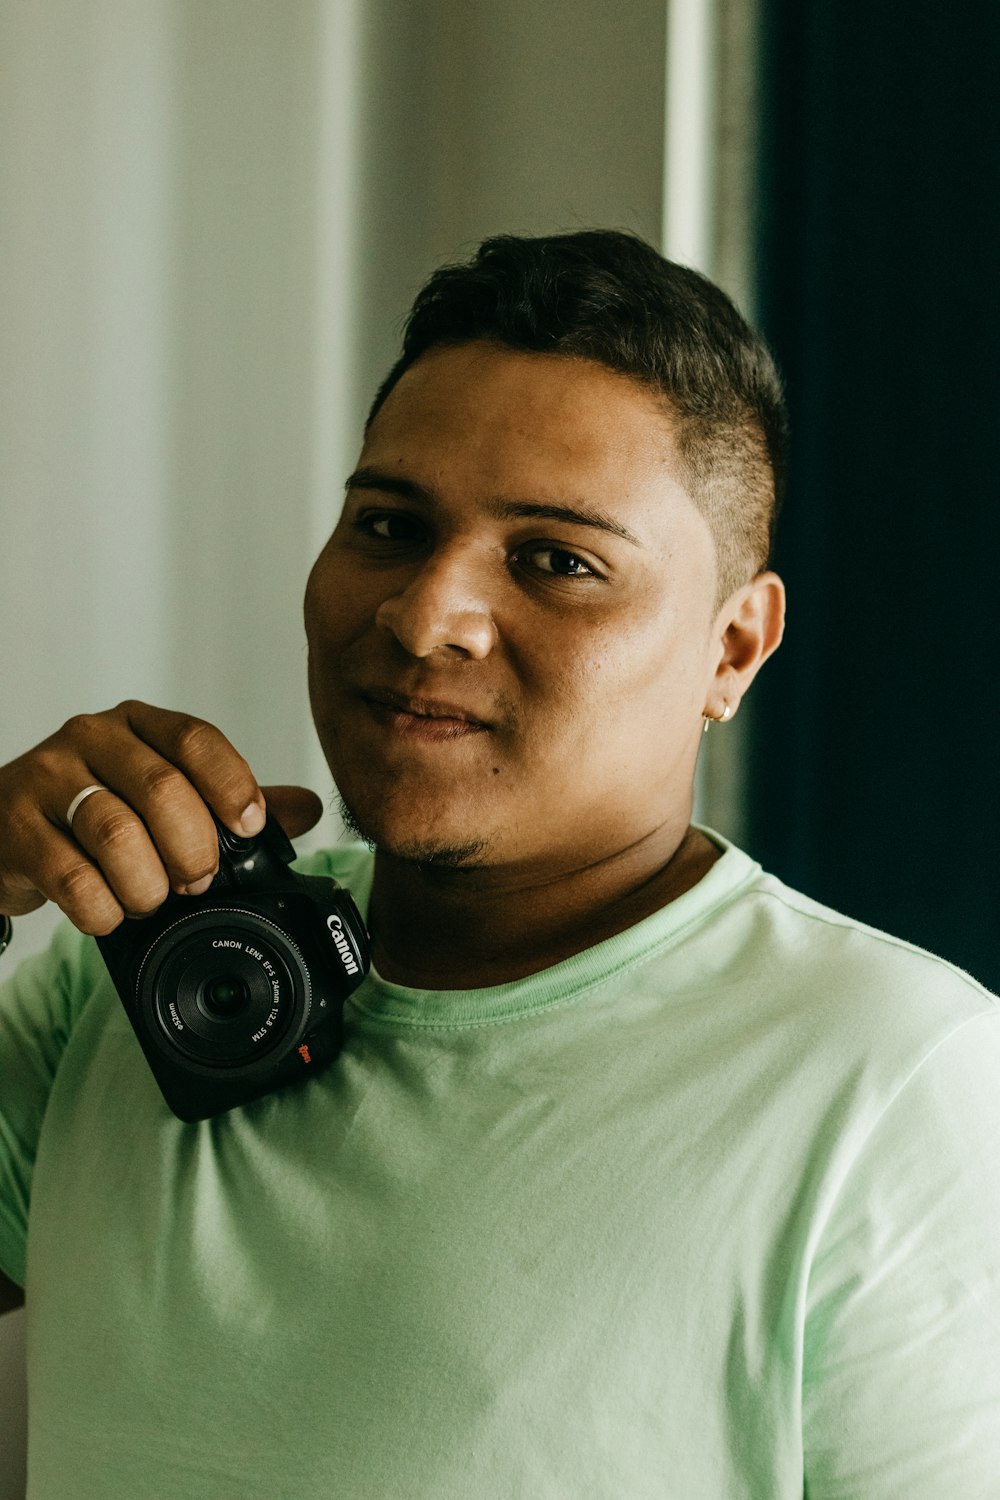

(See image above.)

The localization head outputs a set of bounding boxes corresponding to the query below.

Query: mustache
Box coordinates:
[332,657,518,731]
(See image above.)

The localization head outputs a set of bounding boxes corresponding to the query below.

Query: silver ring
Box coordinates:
[65,784,110,830]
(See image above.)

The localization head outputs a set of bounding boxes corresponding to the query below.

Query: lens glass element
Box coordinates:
[201,974,252,1019]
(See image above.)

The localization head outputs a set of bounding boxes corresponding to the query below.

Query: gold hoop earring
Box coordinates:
[703,701,733,732]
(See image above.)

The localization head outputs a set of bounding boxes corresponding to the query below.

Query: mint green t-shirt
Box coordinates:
[1,835,999,1498]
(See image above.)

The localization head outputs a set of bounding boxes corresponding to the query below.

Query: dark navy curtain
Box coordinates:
[747,0,1000,987]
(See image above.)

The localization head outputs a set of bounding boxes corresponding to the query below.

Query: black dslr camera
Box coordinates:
[97,814,369,1122]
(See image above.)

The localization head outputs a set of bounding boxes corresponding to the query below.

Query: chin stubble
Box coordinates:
[336,794,492,870]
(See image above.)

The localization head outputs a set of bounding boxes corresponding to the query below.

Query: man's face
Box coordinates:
[304,342,723,877]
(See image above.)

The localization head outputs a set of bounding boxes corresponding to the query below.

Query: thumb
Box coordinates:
[260,785,325,840]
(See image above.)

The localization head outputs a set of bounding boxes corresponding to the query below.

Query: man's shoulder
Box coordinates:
[0,916,111,1031]
[723,855,998,1061]
[645,832,997,1089]
[751,864,992,993]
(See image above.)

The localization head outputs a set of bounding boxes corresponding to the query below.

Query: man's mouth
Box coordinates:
[360,687,492,740]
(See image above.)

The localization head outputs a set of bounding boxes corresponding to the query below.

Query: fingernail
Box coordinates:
[239,802,266,836]
[182,874,214,897]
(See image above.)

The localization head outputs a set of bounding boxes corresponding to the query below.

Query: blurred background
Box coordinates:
[0,0,996,1488]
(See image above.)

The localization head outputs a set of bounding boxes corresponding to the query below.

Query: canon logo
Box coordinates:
[326,913,360,975]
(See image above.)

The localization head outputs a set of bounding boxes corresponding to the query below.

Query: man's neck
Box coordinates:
[366,823,720,990]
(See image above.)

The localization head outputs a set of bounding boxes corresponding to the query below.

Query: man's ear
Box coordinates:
[703,571,785,722]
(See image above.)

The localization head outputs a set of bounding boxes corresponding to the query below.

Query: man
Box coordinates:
[1,231,998,1497]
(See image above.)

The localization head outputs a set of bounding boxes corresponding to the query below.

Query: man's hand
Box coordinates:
[0,702,323,935]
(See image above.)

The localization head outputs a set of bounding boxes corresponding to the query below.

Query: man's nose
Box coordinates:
[374,546,498,660]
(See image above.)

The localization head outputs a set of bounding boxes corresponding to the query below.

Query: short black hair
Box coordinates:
[367,229,787,603]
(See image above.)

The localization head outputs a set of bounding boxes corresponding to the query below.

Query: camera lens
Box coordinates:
[137,908,311,1070]
[201,974,251,1019]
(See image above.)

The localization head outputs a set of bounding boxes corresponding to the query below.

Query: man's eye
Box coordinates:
[518,545,598,579]
[358,511,424,542]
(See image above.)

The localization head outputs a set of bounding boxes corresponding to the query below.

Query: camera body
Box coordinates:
[97,815,369,1122]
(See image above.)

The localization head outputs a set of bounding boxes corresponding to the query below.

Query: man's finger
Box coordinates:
[3,821,125,934]
[66,790,174,913]
[117,701,266,836]
[0,883,47,920]
[261,786,325,840]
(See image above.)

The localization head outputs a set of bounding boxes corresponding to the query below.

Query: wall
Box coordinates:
[0,0,673,1490]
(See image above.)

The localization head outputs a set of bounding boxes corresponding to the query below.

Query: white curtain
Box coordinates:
[0,1,741,1487]
[0,0,670,891]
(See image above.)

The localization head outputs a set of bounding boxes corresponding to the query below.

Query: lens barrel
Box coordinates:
[137,907,312,1070]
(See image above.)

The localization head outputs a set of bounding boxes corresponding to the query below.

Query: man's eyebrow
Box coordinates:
[344,468,644,547]
[344,468,434,504]
[488,499,643,547]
